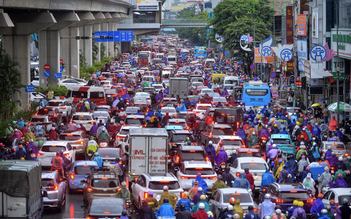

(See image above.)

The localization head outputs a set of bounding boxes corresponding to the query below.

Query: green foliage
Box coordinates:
[0,49,25,120]
[35,85,69,97]
[175,6,208,45]
[79,58,114,80]
[92,41,99,63]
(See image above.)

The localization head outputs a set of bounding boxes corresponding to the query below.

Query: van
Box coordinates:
[205,58,215,67]
[204,107,244,131]
[66,86,106,105]
[167,55,177,65]
[156,53,165,59]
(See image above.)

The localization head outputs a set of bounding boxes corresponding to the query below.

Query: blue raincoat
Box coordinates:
[93,155,103,168]
[280,129,288,134]
[312,126,321,139]
[260,199,275,219]
[156,203,175,218]
[163,89,169,95]
[325,149,333,158]
[121,93,130,101]
[148,109,155,117]
[310,198,325,217]
[236,128,247,145]
[176,198,191,211]
[260,170,276,189]
[193,175,208,193]
[258,128,270,138]
[176,103,187,112]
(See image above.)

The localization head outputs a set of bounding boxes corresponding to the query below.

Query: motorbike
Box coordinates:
[99,140,108,148]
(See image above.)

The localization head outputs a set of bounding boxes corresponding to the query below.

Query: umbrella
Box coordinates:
[283,85,291,88]
[117,74,125,77]
[318,98,328,103]
[327,102,351,112]
[311,103,321,107]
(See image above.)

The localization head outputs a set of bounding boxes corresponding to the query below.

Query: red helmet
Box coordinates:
[318,193,323,198]
[338,173,342,178]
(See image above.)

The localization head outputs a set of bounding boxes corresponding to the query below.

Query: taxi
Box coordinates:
[266,134,294,155]
[321,138,347,157]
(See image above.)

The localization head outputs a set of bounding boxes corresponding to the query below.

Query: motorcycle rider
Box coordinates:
[237,126,247,145]
[212,174,227,195]
[176,193,191,212]
[59,150,71,172]
[87,136,99,157]
[194,172,208,194]
[93,152,103,168]
[115,181,130,202]
[156,198,175,218]
[137,199,155,219]
[205,141,216,163]
[248,132,259,148]
[159,186,177,209]
[15,145,26,160]
[267,144,279,162]
[244,168,255,190]
[311,193,326,217]
[261,169,276,190]
[244,206,260,219]
[260,194,275,219]
[98,129,110,145]
[51,151,65,177]
[220,205,235,219]
[222,167,235,187]
[176,204,191,219]
[215,147,228,168]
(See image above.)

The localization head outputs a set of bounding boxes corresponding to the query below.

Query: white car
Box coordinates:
[28,115,50,127]
[31,79,39,87]
[38,141,75,167]
[194,104,212,119]
[131,173,184,208]
[230,157,268,191]
[176,161,217,193]
[47,99,72,120]
[71,112,94,131]
[152,84,164,93]
[160,107,177,118]
[115,125,138,148]
[141,76,155,86]
[59,79,86,90]
[199,88,214,97]
[322,188,351,208]
[134,92,152,105]
[92,111,110,125]
[214,136,245,156]
[101,80,113,89]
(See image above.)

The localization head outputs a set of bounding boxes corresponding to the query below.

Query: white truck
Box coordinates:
[0,161,44,218]
[170,77,188,99]
[128,128,168,181]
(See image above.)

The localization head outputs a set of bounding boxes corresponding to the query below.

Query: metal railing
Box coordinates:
[118,18,157,24]
[161,19,207,24]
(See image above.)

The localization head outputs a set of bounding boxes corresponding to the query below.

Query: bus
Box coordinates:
[242,81,271,112]
[137,51,151,65]
[141,38,148,43]
[194,47,207,58]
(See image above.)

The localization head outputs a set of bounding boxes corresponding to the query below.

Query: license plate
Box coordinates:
[255,106,259,108]
[103,162,110,166]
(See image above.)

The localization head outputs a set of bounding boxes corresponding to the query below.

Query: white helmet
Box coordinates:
[321,209,328,215]
[264,194,271,199]
[275,209,281,214]
[199,203,205,209]
[163,186,168,191]
[252,132,256,135]
[209,141,213,145]
[272,144,277,149]
[234,214,240,219]
[227,205,233,211]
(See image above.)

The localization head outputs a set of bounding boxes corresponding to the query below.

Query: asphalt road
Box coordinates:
[42,193,85,219]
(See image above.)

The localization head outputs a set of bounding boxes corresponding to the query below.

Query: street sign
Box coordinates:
[54,73,62,79]
[44,70,50,77]
[25,85,35,93]
[270,72,276,78]
[60,67,63,73]
[250,64,255,70]
[44,64,50,70]
[94,31,134,42]
[60,59,63,65]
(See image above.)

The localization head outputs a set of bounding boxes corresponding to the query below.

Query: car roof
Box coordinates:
[213,124,232,128]
[126,115,144,118]
[237,148,260,153]
[271,134,290,138]
[31,115,48,118]
[41,171,58,179]
[236,157,266,163]
[91,198,124,205]
[183,161,212,168]
[218,188,251,195]
[172,130,192,134]
[219,136,242,140]
[60,131,84,135]
[168,119,186,122]
[42,141,69,146]
[143,173,177,181]
[180,145,204,151]
[74,160,99,167]
[73,112,92,115]
[272,183,306,191]
[161,107,176,110]
[328,188,351,195]
[95,105,110,108]
[163,97,177,100]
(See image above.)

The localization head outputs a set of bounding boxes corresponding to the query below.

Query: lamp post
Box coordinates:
[336,0,340,124]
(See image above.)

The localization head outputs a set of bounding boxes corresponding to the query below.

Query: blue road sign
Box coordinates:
[107,31,114,42]
[55,73,62,79]
[114,31,121,42]
[126,31,133,41]
[60,67,63,73]
[100,31,108,42]
[121,31,126,42]
[94,31,101,42]
[25,85,35,93]
[270,72,276,78]
[44,70,50,77]
[250,64,255,70]
[94,31,133,42]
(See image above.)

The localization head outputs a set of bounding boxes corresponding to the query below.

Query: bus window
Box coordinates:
[245,89,268,96]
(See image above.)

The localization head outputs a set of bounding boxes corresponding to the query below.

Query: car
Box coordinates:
[322,188,351,208]
[236,148,265,160]
[160,106,177,118]
[168,130,197,150]
[286,107,302,117]
[188,95,199,106]
[38,141,75,167]
[132,98,149,112]
[84,198,128,218]
[47,100,73,121]
[190,82,204,92]
[142,76,155,86]
[71,112,94,131]
[101,80,113,89]
[201,124,234,145]
[177,111,196,123]
[194,104,212,119]
[96,147,123,167]
[124,115,147,127]
[211,97,228,106]
[134,92,152,105]
[176,161,217,193]
[172,145,207,167]
[131,173,184,208]
[167,118,188,130]
[159,97,179,109]
[266,134,295,155]
[82,168,120,205]
[115,125,136,147]
[59,131,89,156]
[59,78,86,90]
[94,105,111,114]
[41,171,67,211]
[92,111,110,124]
[28,115,50,127]
[124,106,139,116]
[213,136,245,156]
[31,92,48,102]
[210,188,257,219]
[152,84,164,93]
[230,157,268,191]
[267,183,314,213]
[36,107,63,124]
[321,140,347,157]
[194,86,208,95]
[68,160,99,193]
[199,88,214,97]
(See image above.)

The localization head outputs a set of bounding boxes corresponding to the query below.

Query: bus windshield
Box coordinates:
[242,83,271,107]
[245,89,269,96]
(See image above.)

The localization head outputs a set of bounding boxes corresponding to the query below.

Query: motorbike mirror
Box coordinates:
[174,167,179,172]
[42,191,48,197]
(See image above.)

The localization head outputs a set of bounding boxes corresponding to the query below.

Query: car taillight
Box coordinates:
[209,132,212,137]
[306,199,314,204]
[70,173,75,180]
[275,199,284,203]
[209,176,217,180]
[59,107,66,109]
[38,153,44,156]
[253,207,257,212]
[181,176,188,179]
[236,172,240,177]
[76,141,84,144]
[191,143,197,145]
[176,156,180,162]
[47,185,58,191]
[144,192,148,199]
[206,157,209,162]
[63,153,69,157]
[87,187,93,192]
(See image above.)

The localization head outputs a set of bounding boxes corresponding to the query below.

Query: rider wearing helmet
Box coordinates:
[156,198,175,218]
[311,193,326,217]
[115,181,130,202]
[340,198,351,219]
[319,209,330,219]
[146,190,158,212]
[51,151,65,177]
[260,194,275,219]
[248,132,259,148]
[244,206,259,219]
[93,152,103,168]
[176,192,191,212]
[220,205,235,219]
[175,203,191,219]
[159,186,177,209]
[59,149,71,171]
[137,199,155,219]
[87,136,99,156]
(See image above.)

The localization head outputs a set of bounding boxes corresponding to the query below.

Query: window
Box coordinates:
[133,12,156,23]
[92,178,118,188]
[90,92,104,98]
[171,134,195,143]
[221,139,243,146]
[323,191,331,199]
[75,166,95,175]
[223,193,252,203]
[60,135,81,141]
[213,128,233,135]
[233,160,238,168]
[271,139,291,144]
[179,151,206,161]
[30,117,47,122]
[240,163,267,170]
[184,168,214,175]
[41,146,66,152]
[72,91,88,98]
[214,191,221,202]
[279,191,310,201]
[245,89,269,96]
[329,192,335,200]
[149,181,180,190]
[67,143,73,150]
[73,115,92,121]
[65,80,78,83]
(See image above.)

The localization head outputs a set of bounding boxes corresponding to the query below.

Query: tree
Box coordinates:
[0,49,25,119]
[209,0,274,71]
[175,6,208,46]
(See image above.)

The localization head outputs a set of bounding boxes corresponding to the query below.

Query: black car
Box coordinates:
[36,107,63,124]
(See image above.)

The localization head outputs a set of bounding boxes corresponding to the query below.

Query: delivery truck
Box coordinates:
[0,161,43,218]
[169,77,188,99]
[128,128,168,181]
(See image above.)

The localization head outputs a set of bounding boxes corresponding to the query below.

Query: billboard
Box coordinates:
[255,48,274,63]
[297,14,307,36]
[286,6,293,44]
[137,0,159,11]
[312,8,318,42]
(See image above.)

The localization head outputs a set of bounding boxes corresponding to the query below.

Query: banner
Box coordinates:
[137,0,159,11]
[312,8,318,42]
[258,36,273,57]
[297,14,307,36]
[297,39,308,60]
[270,86,279,98]
[286,6,293,44]
[255,48,274,64]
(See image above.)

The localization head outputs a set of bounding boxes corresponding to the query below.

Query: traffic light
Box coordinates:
[289,75,294,84]
[301,77,307,89]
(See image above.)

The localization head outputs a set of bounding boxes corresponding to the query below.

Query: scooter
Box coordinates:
[99,140,108,148]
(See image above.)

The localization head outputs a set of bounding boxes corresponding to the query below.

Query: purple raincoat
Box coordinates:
[89,124,99,135]
[156,93,163,102]
[330,204,342,219]
[329,178,348,188]
[215,151,228,167]
[327,155,338,167]
[9,131,21,141]
[26,142,39,156]
[292,207,306,218]
[258,128,269,138]
[221,89,229,97]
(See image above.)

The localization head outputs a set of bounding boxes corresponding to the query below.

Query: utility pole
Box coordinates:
[336,0,340,124]
[253,0,257,77]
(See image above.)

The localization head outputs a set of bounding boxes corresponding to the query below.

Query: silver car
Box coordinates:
[41,171,67,212]
[92,111,110,124]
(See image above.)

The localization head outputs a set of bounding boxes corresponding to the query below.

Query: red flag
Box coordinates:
[329,76,335,83]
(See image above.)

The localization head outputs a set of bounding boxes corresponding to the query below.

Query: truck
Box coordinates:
[169,77,188,99]
[0,161,43,218]
[128,128,168,181]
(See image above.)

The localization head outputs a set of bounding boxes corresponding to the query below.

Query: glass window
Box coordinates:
[48,102,63,106]
[90,202,123,214]
[73,115,92,120]
[271,139,291,144]
[279,192,310,201]
[75,166,95,175]
[184,168,214,175]
[221,139,243,146]
[197,105,210,111]
[245,89,268,96]
[179,151,206,161]
[97,148,121,158]
[213,128,233,135]
[240,163,267,170]
[42,179,55,188]
[60,135,81,141]
[90,92,104,98]
[171,134,195,142]
[72,91,88,98]
[133,12,156,23]
[126,118,145,125]
[30,117,47,122]
[119,129,129,135]
[41,146,66,152]
[149,181,180,190]
[92,179,118,188]
[223,193,252,203]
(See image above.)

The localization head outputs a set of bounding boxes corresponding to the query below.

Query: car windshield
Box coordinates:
[30,117,46,122]
[149,181,180,190]
[172,134,195,142]
[338,195,351,205]
[95,107,109,112]
[126,118,145,125]
[180,151,206,161]
[90,201,123,214]
[184,168,214,175]
[163,99,178,104]
[201,90,213,94]
[72,91,88,98]
[90,92,104,98]
[197,105,210,111]
[105,89,117,95]
[41,179,55,188]
[75,166,95,175]
[48,102,63,106]
[136,93,149,98]
[325,143,345,150]
[73,115,92,120]
[91,178,118,188]
[41,146,66,152]
[238,152,261,157]
[213,128,233,135]
[168,122,186,128]
[97,149,121,158]
[126,108,138,114]
[279,191,310,201]
[223,193,252,203]
[240,163,267,170]
[221,139,242,146]
[119,129,129,135]
[271,139,291,144]
[161,108,176,113]
[213,97,227,102]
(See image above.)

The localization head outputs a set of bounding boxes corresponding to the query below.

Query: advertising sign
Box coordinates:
[297,39,308,60]
[255,48,274,64]
[297,14,307,36]
[331,29,351,59]
[331,57,345,80]
[270,86,279,98]
[312,8,318,42]
[304,60,311,78]
[137,0,159,11]
[286,6,293,44]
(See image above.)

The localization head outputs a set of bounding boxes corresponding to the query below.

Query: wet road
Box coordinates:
[42,193,85,219]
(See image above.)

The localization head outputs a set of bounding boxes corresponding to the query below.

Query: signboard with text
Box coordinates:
[254,48,274,64]
[137,0,159,11]
[94,31,133,42]
[297,14,307,36]
[286,6,293,44]
[331,29,351,59]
